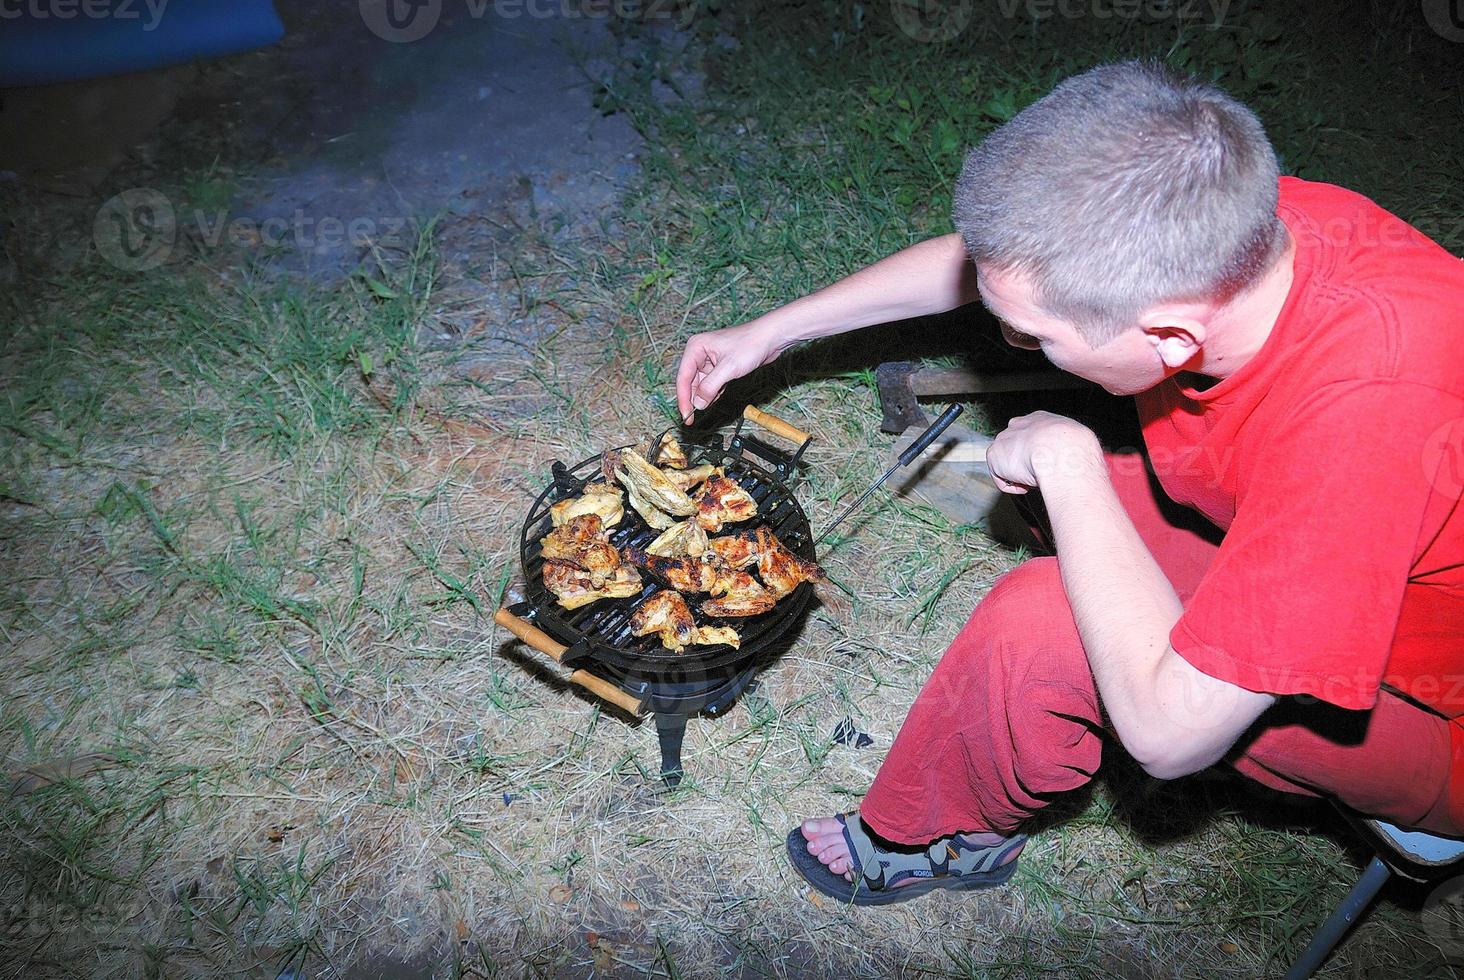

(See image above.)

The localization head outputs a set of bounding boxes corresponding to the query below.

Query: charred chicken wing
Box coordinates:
[701,569,777,617]
[706,530,760,569]
[755,527,828,599]
[622,547,725,593]
[543,560,642,610]
[693,474,758,532]
[631,589,698,651]
[630,590,743,651]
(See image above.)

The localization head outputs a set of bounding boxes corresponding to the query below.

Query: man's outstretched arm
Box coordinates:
[676,233,979,420]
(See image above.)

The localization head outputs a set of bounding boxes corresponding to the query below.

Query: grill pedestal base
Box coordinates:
[654,714,688,787]
[602,661,761,785]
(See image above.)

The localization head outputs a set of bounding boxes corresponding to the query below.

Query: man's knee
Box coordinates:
[936,558,1077,683]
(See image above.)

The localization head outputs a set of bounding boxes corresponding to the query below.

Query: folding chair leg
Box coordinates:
[1284,856,1392,980]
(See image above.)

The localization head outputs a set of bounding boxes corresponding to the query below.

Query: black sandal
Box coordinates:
[785,812,1025,906]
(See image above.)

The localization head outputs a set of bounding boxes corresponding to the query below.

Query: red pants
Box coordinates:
[861,454,1464,841]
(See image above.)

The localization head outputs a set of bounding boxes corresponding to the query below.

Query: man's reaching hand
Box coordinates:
[675,321,782,423]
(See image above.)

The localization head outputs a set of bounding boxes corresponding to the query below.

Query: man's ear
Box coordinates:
[1139,309,1206,371]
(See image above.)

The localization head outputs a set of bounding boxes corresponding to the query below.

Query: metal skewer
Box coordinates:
[815,403,965,546]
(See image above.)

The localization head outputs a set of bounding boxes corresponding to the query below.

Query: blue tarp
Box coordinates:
[0,0,285,87]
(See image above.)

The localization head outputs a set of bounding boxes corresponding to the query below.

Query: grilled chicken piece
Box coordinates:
[618,451,696,514]
[663,463,719,493]
[694,624,741,648]
[539,513,609,562]
[539,513,622,586]
[615,450,696,528]
[706,530,760,569]
[624,548,725,593]
[755,527,828,599]
[701,569,777,617]
[549,483,624,529]
[646,519,708,558]
[654,437,690,469]
[631,589,698,652]
[625,485,676,529]
[653,555,726,593]
[543,560,642,610]
[693,474,759,532]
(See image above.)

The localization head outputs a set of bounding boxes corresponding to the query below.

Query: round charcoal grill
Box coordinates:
[493,407,819,784]
[494,403,961,784]
[505,409,817,681]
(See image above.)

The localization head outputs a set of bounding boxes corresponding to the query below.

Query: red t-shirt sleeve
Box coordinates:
[1171,379,1461,709]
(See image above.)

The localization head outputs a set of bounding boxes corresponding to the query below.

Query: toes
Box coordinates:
[808,838,846,865]
[800,816,844,840]
[808,832,841,853]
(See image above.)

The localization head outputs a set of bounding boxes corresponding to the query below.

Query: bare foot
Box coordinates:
[799,814,1023,883]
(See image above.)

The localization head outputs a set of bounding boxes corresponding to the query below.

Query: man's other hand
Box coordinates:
[987,411,1103,494]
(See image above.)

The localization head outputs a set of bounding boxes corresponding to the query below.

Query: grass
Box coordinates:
[2,1,1463,977]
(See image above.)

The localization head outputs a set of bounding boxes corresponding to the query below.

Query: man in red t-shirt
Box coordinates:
[674,60,1464,904]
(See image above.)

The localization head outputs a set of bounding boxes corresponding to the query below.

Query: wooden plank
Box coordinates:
[888,423,1003,526]
[910,367,1088,396]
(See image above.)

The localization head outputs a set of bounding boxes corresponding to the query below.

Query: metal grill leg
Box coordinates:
[1284,855,1391,980]
[655,713,689,787]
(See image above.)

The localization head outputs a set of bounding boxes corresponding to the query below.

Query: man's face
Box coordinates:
[976,264,1169,396]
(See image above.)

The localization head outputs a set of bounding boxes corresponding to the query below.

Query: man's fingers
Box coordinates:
[676,347,714,421]
[690,359,739,412]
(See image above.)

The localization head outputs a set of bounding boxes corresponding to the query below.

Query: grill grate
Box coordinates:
[518,435,817,674]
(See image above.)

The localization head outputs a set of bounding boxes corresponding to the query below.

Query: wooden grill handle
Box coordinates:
[742,405,810,445]
[494,608,644,715]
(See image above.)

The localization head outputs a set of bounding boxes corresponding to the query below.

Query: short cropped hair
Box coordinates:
[952,61,1285,345]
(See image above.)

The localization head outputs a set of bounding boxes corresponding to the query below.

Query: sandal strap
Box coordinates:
[838,813,891,887]
[837,814,1026,891]
[944,833,1028,877]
